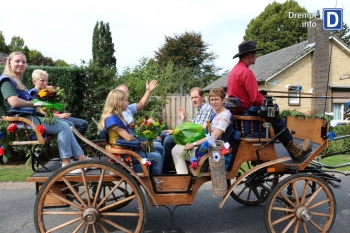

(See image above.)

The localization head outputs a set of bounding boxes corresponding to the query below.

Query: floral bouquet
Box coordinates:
[134,115,166,152]
[32,86,66,124]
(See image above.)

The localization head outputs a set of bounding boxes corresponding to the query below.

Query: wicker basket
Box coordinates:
[208,140,227,196]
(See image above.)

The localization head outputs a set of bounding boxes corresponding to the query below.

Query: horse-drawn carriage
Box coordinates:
[2,96,349,233]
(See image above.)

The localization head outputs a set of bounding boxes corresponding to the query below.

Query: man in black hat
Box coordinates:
[227,41,310,161]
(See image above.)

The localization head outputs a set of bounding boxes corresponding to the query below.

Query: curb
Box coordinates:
[0,182,35,190]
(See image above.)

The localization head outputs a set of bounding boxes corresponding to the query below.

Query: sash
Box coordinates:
[105,115,128,131]
[0,75,32,101]
[105,115,141,148]
[28,87,39,99]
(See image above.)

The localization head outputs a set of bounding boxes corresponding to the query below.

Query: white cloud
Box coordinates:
[1,0,349,72]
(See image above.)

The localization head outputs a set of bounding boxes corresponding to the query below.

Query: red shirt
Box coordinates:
[227,60,264,112]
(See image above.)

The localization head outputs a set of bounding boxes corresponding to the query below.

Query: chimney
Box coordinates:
[307,17,331,114]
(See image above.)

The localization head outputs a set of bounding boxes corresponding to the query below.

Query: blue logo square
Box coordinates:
[323,9,343,30]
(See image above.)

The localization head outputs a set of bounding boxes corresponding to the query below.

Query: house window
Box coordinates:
[288,86,301,106]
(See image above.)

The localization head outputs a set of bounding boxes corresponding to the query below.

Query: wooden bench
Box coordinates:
[1,116,56,172]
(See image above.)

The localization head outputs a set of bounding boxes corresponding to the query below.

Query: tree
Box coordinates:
[0,31,9,53]
[154,31,221,88]
[55,59,70,67]
[92,21,116,69]
[8,36,26,52]
[335,23,350,46]
[243,0,308,55]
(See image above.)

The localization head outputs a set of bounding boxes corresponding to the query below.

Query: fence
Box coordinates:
[161,96,197,129]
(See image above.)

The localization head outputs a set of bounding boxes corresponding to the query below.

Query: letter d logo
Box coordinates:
[323,9,343,30]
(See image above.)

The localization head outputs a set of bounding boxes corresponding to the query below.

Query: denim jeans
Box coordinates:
[162,133,176,173]
[133,149,163,174]
[25,115,84,159]
[61,117,88,143]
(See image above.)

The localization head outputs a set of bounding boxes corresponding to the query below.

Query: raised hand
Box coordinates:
[146,80,158,92]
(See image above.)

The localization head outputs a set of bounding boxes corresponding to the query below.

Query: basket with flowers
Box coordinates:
[134,115,166,152]
[32,86,66,124]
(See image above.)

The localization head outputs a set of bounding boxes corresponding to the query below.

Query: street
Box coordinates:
[0,176,349,233]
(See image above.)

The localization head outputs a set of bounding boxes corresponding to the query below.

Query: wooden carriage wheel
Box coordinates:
[264,174,336,233]
[227,160,279,206]
[34,160,146,233]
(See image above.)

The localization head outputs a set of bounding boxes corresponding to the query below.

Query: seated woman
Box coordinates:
[97,89,163,174]
[172,87,232,174]
[0,52,88,173]
[28,69,88,143]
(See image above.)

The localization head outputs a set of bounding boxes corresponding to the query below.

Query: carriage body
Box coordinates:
[2,109,341,232]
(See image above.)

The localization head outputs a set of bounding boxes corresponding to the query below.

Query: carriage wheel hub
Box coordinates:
[83,208,100,224]
[296,206,311,221]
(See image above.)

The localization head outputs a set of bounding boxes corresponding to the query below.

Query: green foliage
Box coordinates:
[326,125,350,155]
[8,36,25,52]
[0,31,9,54]
[78,62,118,139]
[119,58,168,119]
[335,23,350,46]
[0,32,69,66]
[154,31,221,89]
[92,21,116,69]
[243,0,308,55]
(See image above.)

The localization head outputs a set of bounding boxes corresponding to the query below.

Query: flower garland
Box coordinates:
[0,121,46,163]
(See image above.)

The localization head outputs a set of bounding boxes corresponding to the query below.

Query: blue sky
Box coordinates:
[1,0,348,74]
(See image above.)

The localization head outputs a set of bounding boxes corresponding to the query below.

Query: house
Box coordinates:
[0,52,8,65]
[204,18,350,120]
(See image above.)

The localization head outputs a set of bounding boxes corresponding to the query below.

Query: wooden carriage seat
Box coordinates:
[232,115,275,143]
[226,98,275,143]
[1,115,56,172]
[99,130,151,176]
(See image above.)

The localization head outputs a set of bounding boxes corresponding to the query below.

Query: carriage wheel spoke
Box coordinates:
[281,216,297,233]
[93,169,107,206]
[309,219,324,231]
[300,180,310,204]
[99,195,137,212]
[308,198,331,210]
[271,206,294,213]
[46,217,82,232]
[272,213,295,225]
[72,220,85,233]
[304,186,322,206]
[47,191,84,210]
[310,211,331,217]
[293,219,300,233]
[100,217,133,233]
[96,179,124,209]
[97,221,109,233]
[62,176,87,208]
[292,183,299,205]
[278,192,296,208]
[81,169,92,206]
[302,220,308,233]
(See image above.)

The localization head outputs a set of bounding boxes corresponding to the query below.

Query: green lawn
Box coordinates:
[319,154,350,171]
[0,165,33,182]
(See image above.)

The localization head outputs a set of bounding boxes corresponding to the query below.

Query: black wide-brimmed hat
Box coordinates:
[233,41,264,59]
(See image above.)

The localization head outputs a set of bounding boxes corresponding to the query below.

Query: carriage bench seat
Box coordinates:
[1,116,56,172]
[232,115,275,143]
[99,130,151,176]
